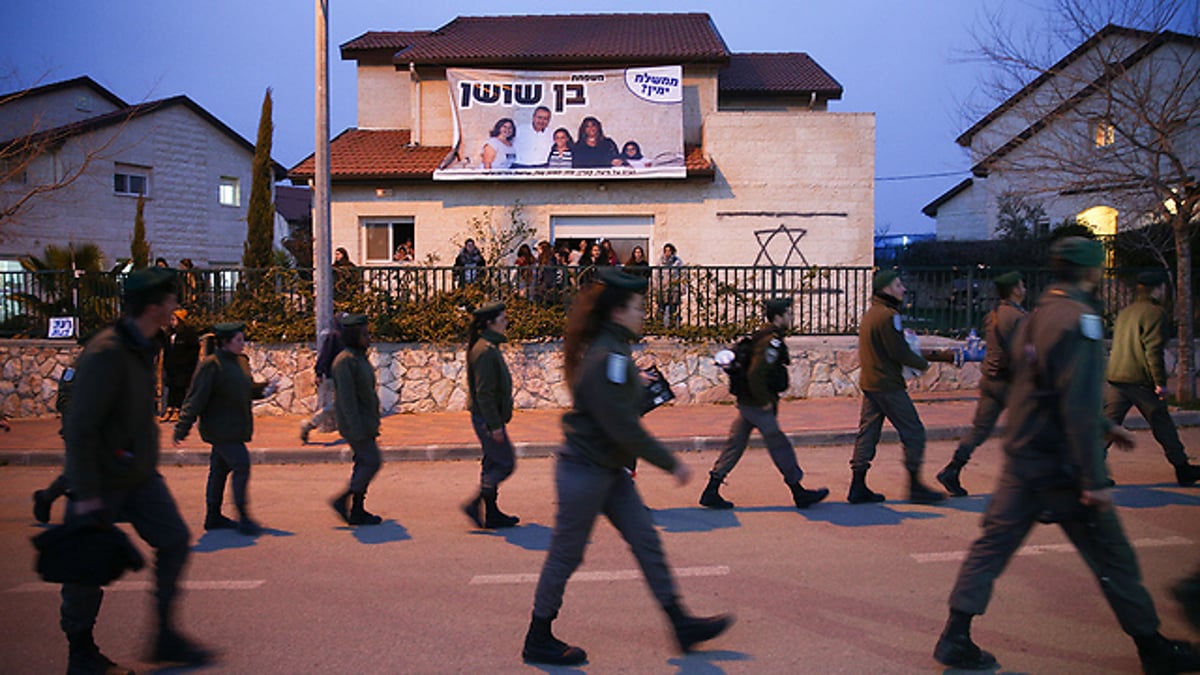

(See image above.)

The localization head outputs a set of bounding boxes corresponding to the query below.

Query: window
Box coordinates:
[363,218,415,263]
[114,164,149,196]
[1093,119,1115,148]
[218,176,240,206]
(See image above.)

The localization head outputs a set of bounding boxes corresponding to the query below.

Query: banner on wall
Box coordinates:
[434,66,686,181]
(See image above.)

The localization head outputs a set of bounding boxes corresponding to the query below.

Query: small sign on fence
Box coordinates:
[48,317,76,340]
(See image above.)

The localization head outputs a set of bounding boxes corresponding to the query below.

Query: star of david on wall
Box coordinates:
[753,224,810,266]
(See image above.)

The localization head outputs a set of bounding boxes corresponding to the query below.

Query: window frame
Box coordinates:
[1092,119,1115,149]
[113,163,150,197]
[218,176,241,207]
[362,218,416,264]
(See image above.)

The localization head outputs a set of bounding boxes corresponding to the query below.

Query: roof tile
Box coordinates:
[720,53,842,97]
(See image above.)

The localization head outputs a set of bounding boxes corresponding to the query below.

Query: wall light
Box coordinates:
[375,188,393,198]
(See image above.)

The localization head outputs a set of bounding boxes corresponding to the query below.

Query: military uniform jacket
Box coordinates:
[858,293,928,392]
[332,347,380,442]
[561,322,678,472]
[1004,283,1112,490]
[174,349,267,444]
[981,300,1027,381]
[741,324,789,407]
[467,330,514,430]
[1106,293,1169,388]
[63,319,162,501]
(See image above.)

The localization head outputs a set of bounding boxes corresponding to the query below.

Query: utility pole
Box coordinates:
[313,0,332,339]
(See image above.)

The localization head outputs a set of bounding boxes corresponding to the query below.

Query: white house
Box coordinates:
[924,24,1200,241]
[0,76,286,269]
[290,13,876,267]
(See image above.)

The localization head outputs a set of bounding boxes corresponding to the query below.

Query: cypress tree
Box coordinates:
[131,195,150,269]
[243,88,275,269]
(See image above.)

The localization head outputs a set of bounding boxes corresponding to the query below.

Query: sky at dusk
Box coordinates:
[0,1,1062,236]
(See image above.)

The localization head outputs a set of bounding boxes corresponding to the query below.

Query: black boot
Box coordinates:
[67,630,133,675]
[1175,463,1200,487]
[933,610,996,670]
[482,486,519,528]
[330,490,352,524]
[699,474,734,509]
[664,601,733,652]
[909,470,946,504]
[937,459,968,497]
[788,481,830,509]
[1135,632,1200,675]
[236,506,262,536]
[847,470,886,503]
[348,491,382,526]
[33,475,67,524]
[203,506,237,531]
[462,491,484,528]
[1173,569,1200,631]
[149,626,213,666]
[522,614,587,665]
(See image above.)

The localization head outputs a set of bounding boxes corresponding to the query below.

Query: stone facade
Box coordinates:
[5,336,1198,420]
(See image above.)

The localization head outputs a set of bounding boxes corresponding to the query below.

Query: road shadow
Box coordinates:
[146,663,222,674]
[331,519,410,544]
[193,526,294,553]
[938,494,992,514]
[471,522,555,551]
[667,648,750,674]
[1113,484,1200,509]
[792,502,945,527]
[652,507,740,533]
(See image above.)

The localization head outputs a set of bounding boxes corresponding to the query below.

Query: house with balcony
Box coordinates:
[290,13,875,267]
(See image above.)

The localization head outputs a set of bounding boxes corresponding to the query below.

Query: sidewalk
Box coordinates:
[2,391,1197,466]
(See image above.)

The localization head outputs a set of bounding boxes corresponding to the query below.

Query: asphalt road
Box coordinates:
[2,431,1198,674]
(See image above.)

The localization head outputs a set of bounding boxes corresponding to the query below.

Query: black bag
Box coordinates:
[32,515,145,585]
[641,366,675,414]
[724,336,756,397]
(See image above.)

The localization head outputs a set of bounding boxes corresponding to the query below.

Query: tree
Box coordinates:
[130,195,150,269]
[969,0,1200,399]
[242,88,275,269]
[994,192,1048,240]
[452,201,537,266]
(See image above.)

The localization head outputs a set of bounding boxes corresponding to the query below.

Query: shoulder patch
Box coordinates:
[892,315,902,331]
[606,353,628,384]
[62,367,75,382]
[765,346,779,364]
[1080,314,1102,340]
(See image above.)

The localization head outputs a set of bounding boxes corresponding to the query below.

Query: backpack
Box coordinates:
[724,335,756,397]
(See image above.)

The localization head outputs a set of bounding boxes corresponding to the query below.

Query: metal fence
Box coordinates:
[0,264,1168,340]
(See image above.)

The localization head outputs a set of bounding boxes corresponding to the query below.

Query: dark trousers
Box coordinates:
[952,377,1009,465]
[207,442,251,513]
[948,456,1160,636]
[710,402,804,484]
[471,411,515,489]
[532,453,677,619]
[347,437,382,493]
[1104,382,1188,466]
[851,389,926,473]
[61,474,191,636]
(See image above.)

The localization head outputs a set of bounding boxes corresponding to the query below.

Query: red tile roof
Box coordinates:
[340,31,432,58]
[719,53,842,98]
[343,13,730,67]
[288,128,712,180]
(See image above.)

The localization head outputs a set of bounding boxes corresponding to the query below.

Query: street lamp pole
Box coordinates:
[313,0,332,341]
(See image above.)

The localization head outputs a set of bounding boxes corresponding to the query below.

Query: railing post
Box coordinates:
[965,267,974,334]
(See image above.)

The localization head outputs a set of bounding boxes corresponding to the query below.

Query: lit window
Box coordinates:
[363,219,415,263]
[218,176,240,206]
[1093,120,1115,148]
[114,164,149,196]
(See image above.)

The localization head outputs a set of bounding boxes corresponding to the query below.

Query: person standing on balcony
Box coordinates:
[848,270,945,504]
[937,271,1027,496]
[658,243,683,328]
[1104,268,1200,486]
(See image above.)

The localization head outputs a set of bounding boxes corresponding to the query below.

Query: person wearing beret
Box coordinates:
[173,321,277,536]
[849,270,945,504]
[462,301,521,529]
[60,267,213,672]
[329,313,385,526]
[522,268,731,666]
[1104,268,1200,486]
[935,237,1200,673]
[700,296,829,510]
[937,271,1028,496]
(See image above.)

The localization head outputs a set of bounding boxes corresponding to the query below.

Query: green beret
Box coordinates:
[597,267,648,294]
[1136,269,1169,287]
[213,321,245,339]
[472,301,506,319]
[872,269,900,292]
[993,271,1023,288]
[341,313,368,327]
[123,268,177,303]
[764,297,792,315]
[1050,237,1105,267]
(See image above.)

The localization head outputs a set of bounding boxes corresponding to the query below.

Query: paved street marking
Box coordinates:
[470,565,730,585]
[911,536,1193,564]
[7,580,265,593]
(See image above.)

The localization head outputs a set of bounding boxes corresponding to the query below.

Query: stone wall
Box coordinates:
[4,336,1198,419]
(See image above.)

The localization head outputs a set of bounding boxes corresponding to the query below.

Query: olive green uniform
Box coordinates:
[851,293,930,473]
[951,299,1026,464]
[948,284,1160,637]
[1104,293,1189,468]
[332,346,382,492]
[468,329,516,488]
